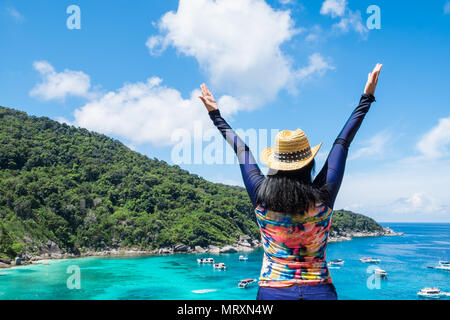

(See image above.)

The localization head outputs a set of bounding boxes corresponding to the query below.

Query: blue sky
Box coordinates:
[1,0,450,222]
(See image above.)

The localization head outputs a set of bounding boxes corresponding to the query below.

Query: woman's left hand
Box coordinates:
[199,83,219,112]
[364,63,383,96]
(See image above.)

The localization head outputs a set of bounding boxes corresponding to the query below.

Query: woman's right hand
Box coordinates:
[364,63,383,96]
[198,83,219,112]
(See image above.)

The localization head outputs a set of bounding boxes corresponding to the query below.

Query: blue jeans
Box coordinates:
[257,284,338,300]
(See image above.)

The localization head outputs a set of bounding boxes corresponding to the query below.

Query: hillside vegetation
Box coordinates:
[0,106,385,259]
[331,210,384,234]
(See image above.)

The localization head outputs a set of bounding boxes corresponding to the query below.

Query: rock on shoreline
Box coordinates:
[328,227,404,243]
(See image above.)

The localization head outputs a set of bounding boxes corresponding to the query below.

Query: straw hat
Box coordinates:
[260,129,322,171]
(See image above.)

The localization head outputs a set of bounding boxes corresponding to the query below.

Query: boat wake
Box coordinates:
[192,289,217,294]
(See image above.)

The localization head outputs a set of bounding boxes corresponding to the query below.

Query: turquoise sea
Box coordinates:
[0,223,449,300]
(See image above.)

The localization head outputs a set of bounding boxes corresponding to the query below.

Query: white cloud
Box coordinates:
[416,117,450,159]
[30,61,92,101]
[320,0,368,37]
[305,25,324,43]
[6,7,25,22]
[391,193,446,214]
[349,131,391,160]
[147,0,331,107]
[72,77,240,146]
[320,0,347,18]
[333,9,367,36]
[295,53,334,81]
[445,1,450,14]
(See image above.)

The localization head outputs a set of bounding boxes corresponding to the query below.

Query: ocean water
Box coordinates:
[0,223,449,300]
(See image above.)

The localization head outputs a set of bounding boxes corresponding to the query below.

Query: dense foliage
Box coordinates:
[331,210,384,234]
[0,106,385,259]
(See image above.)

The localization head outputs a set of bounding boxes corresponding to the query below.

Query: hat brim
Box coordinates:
[260,142,323,171]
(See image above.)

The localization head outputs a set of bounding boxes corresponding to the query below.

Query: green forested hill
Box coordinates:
[331,210,384,235]
[0,106,259,259]
[0,106,385,259]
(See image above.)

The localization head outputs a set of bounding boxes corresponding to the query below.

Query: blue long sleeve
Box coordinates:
[209,110,265,206]
[314,94,376,208]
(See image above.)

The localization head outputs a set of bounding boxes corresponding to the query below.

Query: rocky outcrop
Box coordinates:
[383,227,404,236]
[158,247,174,254]
[45,241,62,255]
[173,244,189,253]
[220,245,238,253]
[234,245,254,253]
[14,256,24,266]
[194,246,206,253]
[208,245,220,254]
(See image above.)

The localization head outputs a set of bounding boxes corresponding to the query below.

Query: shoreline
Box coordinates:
[328,227,403,243]
[0,228,403,270]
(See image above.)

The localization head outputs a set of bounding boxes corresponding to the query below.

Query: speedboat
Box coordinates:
[239,255,248,261]
[374,268,388,279]
[359,257,381,264]
[213,263,226,270]
[417,287,448,299]
[435,261,450,271]
[328,259,344,266]
[238,279,257,289]
[197,258,215,264]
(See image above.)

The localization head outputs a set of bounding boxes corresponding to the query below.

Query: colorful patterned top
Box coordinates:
[255,203,333,287]
[209,94,375,288]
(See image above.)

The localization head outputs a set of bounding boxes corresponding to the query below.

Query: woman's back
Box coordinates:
[256,203,333,287]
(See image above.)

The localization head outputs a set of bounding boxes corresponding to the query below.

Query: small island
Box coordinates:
[0,106,401,269]
[328,209,403,242]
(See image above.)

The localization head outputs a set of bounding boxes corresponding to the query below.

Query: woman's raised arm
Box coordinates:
[314,64,382,208]
[199,84,265,206]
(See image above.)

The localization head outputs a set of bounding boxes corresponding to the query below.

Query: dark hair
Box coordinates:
[256,160,325,215]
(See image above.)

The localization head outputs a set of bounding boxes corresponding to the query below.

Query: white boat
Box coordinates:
[417,287,448,299]
[328,259,344,266]
[197,258,215,264]
[239,255,248,261]
[213,263,226,270]
[359,257,381,264]
[435,261,450,271]
[374,268,388,279]
[238,279,257,289]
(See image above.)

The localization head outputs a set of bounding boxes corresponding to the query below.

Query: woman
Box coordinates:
[199,63,382,300]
